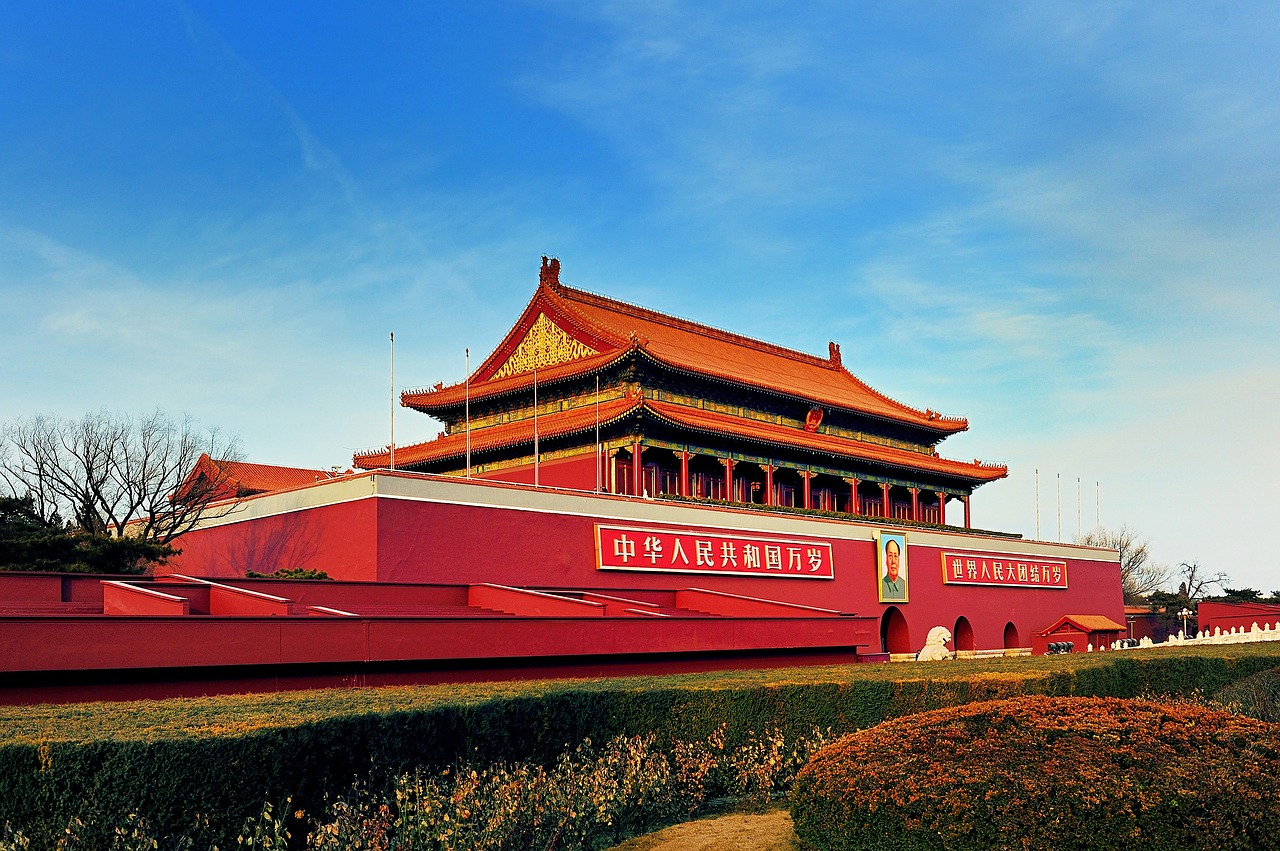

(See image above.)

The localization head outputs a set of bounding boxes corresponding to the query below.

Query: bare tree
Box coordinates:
[0,410,242,545]
[1077,525,1169,603]
[1177,560,1228,600]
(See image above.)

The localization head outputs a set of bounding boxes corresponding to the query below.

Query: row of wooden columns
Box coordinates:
[624,441,972,528]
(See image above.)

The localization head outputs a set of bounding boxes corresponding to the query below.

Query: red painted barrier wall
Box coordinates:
[1197,601,1280,635]
[167,475,1123,656]
[171,497,380,581]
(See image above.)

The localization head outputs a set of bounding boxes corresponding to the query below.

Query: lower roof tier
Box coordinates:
[353,396,1006,488]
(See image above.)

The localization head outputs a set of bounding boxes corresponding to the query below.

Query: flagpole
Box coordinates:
[1056,473,1061,542]
[1034,468,1039,540]
[389,331,395,472]
[464,348,471,478]
[595,375,601,493]
[533,366,540,487]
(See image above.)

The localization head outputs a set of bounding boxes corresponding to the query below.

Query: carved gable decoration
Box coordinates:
[492,313,599,379]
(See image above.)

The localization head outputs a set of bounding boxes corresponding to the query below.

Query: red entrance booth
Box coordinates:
[1033,614,1127,654]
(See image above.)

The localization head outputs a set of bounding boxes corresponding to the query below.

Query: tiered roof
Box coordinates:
[355,258,1005,485]
[354,395,1006,481]
[402,257,967,434]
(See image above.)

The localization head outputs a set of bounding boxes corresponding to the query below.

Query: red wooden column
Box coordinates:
[722,458,735,500]
[631,440,643,496]
[764,465,774,506]
[910,487,920,521]
[802,471,812,509]
[880,482,891,518]
[680,451,690,497]
[963,495,971,528]
[935,491,947,525]
[848,477,860,514]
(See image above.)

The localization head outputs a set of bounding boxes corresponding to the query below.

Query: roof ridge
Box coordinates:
[556,280,967,427]
[555,282,837,369]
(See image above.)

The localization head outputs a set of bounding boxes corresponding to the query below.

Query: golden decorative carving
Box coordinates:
[493,313,598,379]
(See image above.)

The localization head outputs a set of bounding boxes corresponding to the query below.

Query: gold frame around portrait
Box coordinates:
[876,530,909,604]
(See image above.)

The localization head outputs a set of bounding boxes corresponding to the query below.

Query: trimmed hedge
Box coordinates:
[792,695,1280,850]
[0,644,1277,849]
[1213,663,1280,721]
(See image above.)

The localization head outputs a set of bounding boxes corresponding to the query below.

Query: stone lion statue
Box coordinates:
[915,626,953,661]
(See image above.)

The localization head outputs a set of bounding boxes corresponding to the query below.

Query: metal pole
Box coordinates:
[464,348,471,478]
[389,332,395,471]
[533,366,539,487]
[1056,473,1061,542]
[1035,468,1040,540]
[595,375,600,492]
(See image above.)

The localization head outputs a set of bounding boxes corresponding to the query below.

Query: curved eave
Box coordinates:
[550,281,969,436]
[402,345,966,441]
[631,348,968,440]
[643,400,1006,485]
[401,349,630,414]
[354,397,643,469]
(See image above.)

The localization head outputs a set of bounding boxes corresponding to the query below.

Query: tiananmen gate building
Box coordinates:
[353,257,1006,528]
[0,258,1123,704]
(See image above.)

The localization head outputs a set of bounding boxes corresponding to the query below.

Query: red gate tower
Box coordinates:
[354,257,1006,528]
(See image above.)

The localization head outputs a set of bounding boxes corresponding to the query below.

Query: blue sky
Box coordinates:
[3,2,1278,592]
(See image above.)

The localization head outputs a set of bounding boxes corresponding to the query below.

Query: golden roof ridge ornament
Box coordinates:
[540,255,561,289]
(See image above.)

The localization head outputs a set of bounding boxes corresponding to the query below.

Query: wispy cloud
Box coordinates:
[176,1,360,207]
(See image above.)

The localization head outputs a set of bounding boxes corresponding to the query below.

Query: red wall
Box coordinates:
[478,454,599,490]
[1197,601,1280,635]
[172,488,1123,655]
[170,498,380,581]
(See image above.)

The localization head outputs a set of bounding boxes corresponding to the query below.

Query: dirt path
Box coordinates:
[608,805,801,851]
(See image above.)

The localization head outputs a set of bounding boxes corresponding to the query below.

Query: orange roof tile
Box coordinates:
[175,454,346,501]
[1049,614,1127,633]
[354,397,641,469]
[404,266,967,435]
[644,400,1005,482]
[216,459,344,493]
[356,395,1003,484]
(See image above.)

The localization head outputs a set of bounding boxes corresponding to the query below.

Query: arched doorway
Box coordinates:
[1003,621,1021,653]
[953,616,975,656]
[880,607,910,655]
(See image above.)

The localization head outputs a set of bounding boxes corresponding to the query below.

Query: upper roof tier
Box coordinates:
[401,258,968,436]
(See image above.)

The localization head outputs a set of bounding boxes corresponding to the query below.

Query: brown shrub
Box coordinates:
[791,695,1280,850]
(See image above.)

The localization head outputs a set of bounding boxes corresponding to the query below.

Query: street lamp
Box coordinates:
[1178,607,1193,637]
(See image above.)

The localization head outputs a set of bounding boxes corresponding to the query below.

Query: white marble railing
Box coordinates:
[1098,622,1280,652]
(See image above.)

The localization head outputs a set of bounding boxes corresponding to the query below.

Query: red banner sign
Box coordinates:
[596,524,835,579]
[941,551,1067,589]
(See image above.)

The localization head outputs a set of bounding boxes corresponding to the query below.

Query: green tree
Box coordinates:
[0,494,174,574]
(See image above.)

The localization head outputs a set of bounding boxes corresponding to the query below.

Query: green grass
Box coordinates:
[2,643,1277,850]
[3,642,1277,747]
